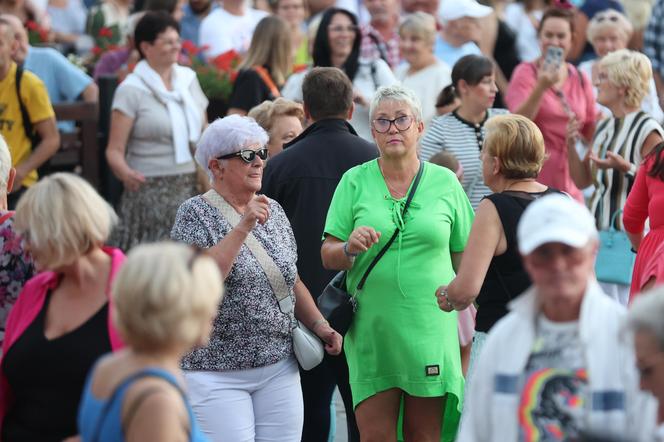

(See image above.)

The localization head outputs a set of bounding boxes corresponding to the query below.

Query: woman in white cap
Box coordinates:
[455,193,656,442]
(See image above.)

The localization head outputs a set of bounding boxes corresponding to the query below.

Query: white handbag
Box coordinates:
[204,190,324,370]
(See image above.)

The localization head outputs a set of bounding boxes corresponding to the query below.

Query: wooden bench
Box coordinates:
[48,102,100,189]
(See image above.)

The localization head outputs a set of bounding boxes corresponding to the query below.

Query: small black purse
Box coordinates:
[318,162,424,336]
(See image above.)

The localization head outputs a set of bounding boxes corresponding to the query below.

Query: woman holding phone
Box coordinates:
[506,6,597,202]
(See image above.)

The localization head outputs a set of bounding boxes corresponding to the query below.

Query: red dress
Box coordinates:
[623,155,664,299]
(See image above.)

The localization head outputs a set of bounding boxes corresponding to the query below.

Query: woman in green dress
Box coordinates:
[321,84,474,441]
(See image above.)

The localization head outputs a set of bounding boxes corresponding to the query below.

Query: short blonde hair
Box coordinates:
[600,49,652,109]
[484,114,546,179]
[0,134,10,198]
[248,98,304,135]
[586,9,633,45]
[399,12,437,45]
[13,173,118,269]
[112,242,224,352]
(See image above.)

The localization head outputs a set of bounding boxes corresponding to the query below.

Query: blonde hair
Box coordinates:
[248,98,304,135]
[13,173,118,269]
[586,9,633,44]
[399,12,437,45]
[240,16,292,86]
[600,49,652,109]
[112,242,224,352]
[484,114,546,179]
[0,134,10,198]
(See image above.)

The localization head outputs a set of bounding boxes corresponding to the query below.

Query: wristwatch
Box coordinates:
[343,241,359,258]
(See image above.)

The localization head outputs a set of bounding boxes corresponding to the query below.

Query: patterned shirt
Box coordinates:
[644,0,664,79]
[0,211,34,349]
[360,23,401,69]
[171,195,296,371]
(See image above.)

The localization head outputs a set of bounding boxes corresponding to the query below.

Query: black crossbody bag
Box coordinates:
[318,162,424,336]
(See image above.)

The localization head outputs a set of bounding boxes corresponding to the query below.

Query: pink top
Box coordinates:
[623,155,664,235]
[0,246,125,431]
[506,62,597,202]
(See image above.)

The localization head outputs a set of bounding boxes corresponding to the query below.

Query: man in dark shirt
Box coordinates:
[262,67,377,442]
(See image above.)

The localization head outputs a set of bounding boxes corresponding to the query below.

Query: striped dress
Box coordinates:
[420,108,509,208]
[588,111,664,230]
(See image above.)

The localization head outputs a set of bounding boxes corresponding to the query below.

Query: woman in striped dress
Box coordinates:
[420,55,507,209]
[568,49,664,305]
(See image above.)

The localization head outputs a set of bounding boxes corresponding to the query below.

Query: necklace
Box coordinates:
[379,161,415,199]
[503,179,536,192]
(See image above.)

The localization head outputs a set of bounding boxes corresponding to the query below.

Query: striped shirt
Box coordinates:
[420,108,509,208]
[588,111,664,230]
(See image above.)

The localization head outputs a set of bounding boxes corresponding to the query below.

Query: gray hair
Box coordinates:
[0,134,11,198]
[586,9,633,45]
[195,115,269,180]
[626,286,664,351]
[369,85,423,123]
[400,12,437,45]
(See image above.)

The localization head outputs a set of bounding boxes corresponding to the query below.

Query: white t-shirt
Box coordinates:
[504,3,542,63]
[395,60,451,133]
[199,7,268,58]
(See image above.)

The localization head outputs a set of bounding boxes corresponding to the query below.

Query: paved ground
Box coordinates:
[333,388,348,442]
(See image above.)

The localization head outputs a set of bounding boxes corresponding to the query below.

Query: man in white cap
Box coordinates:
[435,0,490,67]
[455,194,657,441]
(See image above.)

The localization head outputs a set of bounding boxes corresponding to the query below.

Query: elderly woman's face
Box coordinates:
[371,100,423,157]
[267,115,303,158]
[634,330,664,402]
[592,28,626,58]
[144,27,181,67]
[327,13,357,61]
[522,241,597,313]
[594,67,624,109]
[216,142,266,193]
[399,30,433,65]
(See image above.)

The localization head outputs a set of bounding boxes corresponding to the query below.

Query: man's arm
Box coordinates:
[13,118,60,190]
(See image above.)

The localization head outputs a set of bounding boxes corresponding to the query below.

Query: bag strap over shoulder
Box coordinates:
[203,190,294,315]
[253,66,281,99]
[15,66,37,148]
[0,211,15,225]
[356,161,424,292]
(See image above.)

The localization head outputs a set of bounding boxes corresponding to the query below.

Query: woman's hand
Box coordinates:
[353,89,369,107]
[589,151,631,172]
[346,226,381,255]
[566,115,581,148]
[536,61,561,90]
[435,285,455,312]
[237,195,270,233]
[314,322,343,355]
[120,167,146,191]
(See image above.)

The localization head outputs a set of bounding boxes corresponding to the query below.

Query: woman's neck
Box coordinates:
[214,183,255,214]
[609,103,639,119]
[379,154,419,182]
[127,348,185,374]
[331,54,347,69]
[408,54,436,73]
[501,177,539,192]
[149,61,174,90]
[455,103,487,125]
[61,247,110,288]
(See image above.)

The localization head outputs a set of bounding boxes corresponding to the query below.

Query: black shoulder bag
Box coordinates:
[15,66,41,149]
[318,162,424,336]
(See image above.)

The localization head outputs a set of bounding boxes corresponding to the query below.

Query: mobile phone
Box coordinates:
[544,46,564,71]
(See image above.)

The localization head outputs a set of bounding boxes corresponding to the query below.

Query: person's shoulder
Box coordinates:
[201,7,224,24]
[249,7,269,20]
[20,68,47,88]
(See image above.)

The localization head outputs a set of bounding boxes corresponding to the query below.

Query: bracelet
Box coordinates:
[343,241,359,258]
[312,318,329,331]
[442,289,455,310]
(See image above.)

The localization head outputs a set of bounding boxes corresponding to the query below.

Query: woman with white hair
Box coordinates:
[0,173,124,441]
[567,49,664,305]
[78,242,223,442]
[395,12,451,131]
[579,8,664,122]
[321,85,474,440]
[170,115,342,442]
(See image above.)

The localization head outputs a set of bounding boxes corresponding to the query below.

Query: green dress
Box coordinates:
[324,160,474,441]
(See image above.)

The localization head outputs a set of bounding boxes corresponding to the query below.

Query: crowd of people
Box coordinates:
[1,0,664,440]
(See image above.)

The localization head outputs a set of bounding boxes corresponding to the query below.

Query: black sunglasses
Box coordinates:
[217,147,269,163]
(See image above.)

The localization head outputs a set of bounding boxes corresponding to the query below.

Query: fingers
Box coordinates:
[322,329,343,355]
[250,195,271,224]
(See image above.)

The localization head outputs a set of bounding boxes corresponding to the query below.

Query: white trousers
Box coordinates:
[185,357,304,442]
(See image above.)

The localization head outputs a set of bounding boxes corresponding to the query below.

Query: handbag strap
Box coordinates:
[356,161,424,292]
[203,190,295,316]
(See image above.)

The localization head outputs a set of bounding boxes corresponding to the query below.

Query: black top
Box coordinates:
[261,119,379,298]
[228,67,277,112]
[475,188,559,333]
[2,293,112,442]
[493,20,520,109]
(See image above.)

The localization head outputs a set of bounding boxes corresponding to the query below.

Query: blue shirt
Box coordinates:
[180,3,218,47]
[433,36,482,68]
[24,46,93,131]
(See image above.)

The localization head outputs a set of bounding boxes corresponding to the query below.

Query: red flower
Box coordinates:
[181,39,200,56]
[25,20,38,30]
[92,46,103,56]
[212,50,240,72]
[98,27,114,38]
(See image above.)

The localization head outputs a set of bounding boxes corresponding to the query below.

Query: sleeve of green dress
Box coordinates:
[323,170,356,242]
[448,178,475,253]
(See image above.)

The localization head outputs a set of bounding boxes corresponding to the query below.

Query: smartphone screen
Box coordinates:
[544,46,564,70]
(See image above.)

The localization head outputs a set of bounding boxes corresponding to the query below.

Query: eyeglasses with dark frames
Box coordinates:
[595,14,619,23]
[372,115,414,133]
[217,147,269,163]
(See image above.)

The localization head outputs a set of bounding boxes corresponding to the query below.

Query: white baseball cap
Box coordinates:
[517,194,598,255]
[438,0,493,22]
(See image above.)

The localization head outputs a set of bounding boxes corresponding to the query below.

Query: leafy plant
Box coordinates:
[181,40,241,101]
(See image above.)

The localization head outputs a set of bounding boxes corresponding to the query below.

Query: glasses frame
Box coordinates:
[217,147,269,163]
[371,115,415,134]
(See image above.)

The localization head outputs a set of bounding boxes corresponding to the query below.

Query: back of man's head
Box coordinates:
[302,67,353,121]
[0,134,12,198]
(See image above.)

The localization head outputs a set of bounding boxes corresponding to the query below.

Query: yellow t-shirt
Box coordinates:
[0,62,55,187]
